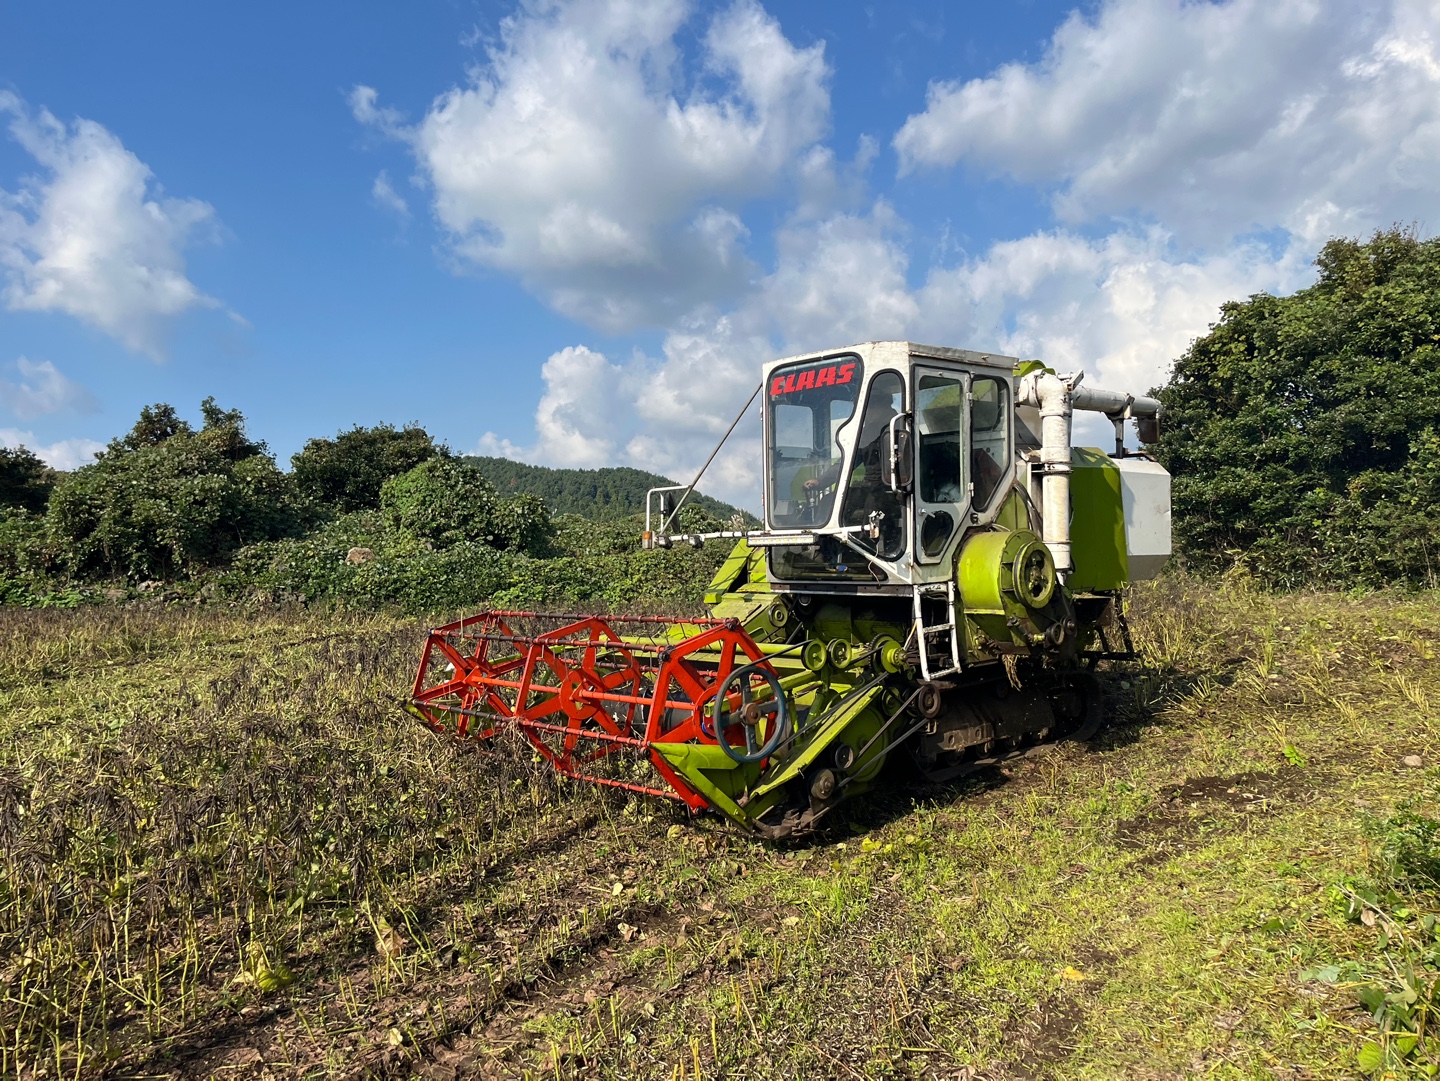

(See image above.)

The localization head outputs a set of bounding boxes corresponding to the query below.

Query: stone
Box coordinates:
[136,580,162,593]
[1404,755,1424,768]
[346,546,376,566]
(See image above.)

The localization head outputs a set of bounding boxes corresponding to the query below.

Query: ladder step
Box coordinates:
[921,624,955,634]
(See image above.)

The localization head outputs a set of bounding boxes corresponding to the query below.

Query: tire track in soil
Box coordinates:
[343,805,689,1079]
[111,805,609,1079]
[389,845,743,1077]
[1113,765,1320,869]
[390,901,677,1080]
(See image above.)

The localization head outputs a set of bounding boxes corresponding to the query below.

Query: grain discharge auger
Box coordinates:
[409,342,1169,840]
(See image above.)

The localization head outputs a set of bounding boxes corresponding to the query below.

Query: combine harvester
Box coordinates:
[410,343,1169,839]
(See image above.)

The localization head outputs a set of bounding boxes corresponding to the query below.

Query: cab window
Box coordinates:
[971,376,1010,509]
[765,355,862,528]
[915,372,965,560]
[917,374,964,504]
[839,371,906,560]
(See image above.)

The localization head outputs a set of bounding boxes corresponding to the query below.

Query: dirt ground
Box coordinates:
[2,575,1438,1078]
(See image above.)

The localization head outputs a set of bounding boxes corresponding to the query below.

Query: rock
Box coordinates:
[346,546,376,566]
[136,580,162,593]
[102,587,126,603]
[1404,755,1424,768]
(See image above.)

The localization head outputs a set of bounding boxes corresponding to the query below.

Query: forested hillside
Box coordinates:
[465,456,752,522]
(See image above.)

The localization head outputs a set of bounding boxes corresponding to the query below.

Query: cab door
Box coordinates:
[911,367,969,565]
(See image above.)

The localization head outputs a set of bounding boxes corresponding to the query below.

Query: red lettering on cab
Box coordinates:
[769,360,858,397]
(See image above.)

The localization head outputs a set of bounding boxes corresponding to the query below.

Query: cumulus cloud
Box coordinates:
[894,0,1440,244]
[0,357,98,420]
[478,0,1433,509]
[355,0,830,331]
[0,93,221,357]
[922,232,1321,448]
[0,427,104,471]
[486,203,1318,507]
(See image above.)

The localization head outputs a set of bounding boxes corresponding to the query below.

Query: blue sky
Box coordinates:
[2,0,1438,504]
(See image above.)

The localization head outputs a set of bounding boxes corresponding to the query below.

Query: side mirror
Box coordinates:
[1135,415,1161,444]
[882,414,914,494]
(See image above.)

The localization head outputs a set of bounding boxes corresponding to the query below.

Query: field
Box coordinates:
[2,577,1438,1079]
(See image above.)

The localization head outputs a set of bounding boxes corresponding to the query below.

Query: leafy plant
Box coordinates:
[1314,798,1440,1074]
[380,457,552,555]
[291,423,445,512]
[0,445,58,512]
[45,399,304,581]
[1371,802,1440,897]
[1154,227,1440,589]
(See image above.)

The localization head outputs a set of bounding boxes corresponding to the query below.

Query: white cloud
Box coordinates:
[0,93,221,358]
[487,204,1318,508]
[476,0,1433,510]
[355,0,830,331]
[478,344,645,467]
[371,171,410,218]
[0,428,104,471]
[915,228,1313,393]
[893,0,1440,244]
[0,357,97,420]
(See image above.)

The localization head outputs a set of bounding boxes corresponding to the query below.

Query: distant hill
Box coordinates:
[464,456,756,523]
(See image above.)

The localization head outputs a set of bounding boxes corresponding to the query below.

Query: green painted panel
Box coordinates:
[1068,448,1129,592]
[956,531,1010,613]
[704,539,754,604]
[995,488,1031,533]
[651,743,761,828]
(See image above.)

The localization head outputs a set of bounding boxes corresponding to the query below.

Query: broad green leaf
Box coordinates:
[1357,1042,1385,1073]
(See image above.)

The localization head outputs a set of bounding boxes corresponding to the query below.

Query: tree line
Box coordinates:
[0,413,730,610]
[3,226,1437,606]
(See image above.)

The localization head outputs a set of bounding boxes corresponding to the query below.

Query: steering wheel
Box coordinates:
[710,662,790,764]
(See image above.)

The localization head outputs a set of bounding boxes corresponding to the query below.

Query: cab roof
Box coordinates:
[762,341,1021,379]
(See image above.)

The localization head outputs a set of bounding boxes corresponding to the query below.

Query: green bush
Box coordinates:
[0,446,57,512]
[380,458,552,555]
[291,424,443,512]
[0,388,742,613]
[1154,228,1440,588]
[46,399,304,581]
[1370,801,1440,895]
[0,507,47,578]
[221,508,729,614]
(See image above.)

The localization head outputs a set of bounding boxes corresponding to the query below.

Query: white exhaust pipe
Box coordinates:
[1017,369,1160,578]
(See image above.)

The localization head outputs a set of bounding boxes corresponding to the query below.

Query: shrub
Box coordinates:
[0,445,58,512]
[1154,228,1440,588]
[222,508,729,614]
[380,458,552,555]
[291,424,443,512]
[1370,801,1440,896]
[46,399,302,581]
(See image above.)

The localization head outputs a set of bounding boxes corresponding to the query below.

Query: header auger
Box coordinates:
[409,342,1170,840]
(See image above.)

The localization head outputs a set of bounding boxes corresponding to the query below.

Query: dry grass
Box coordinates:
[2,576,1439,1078]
